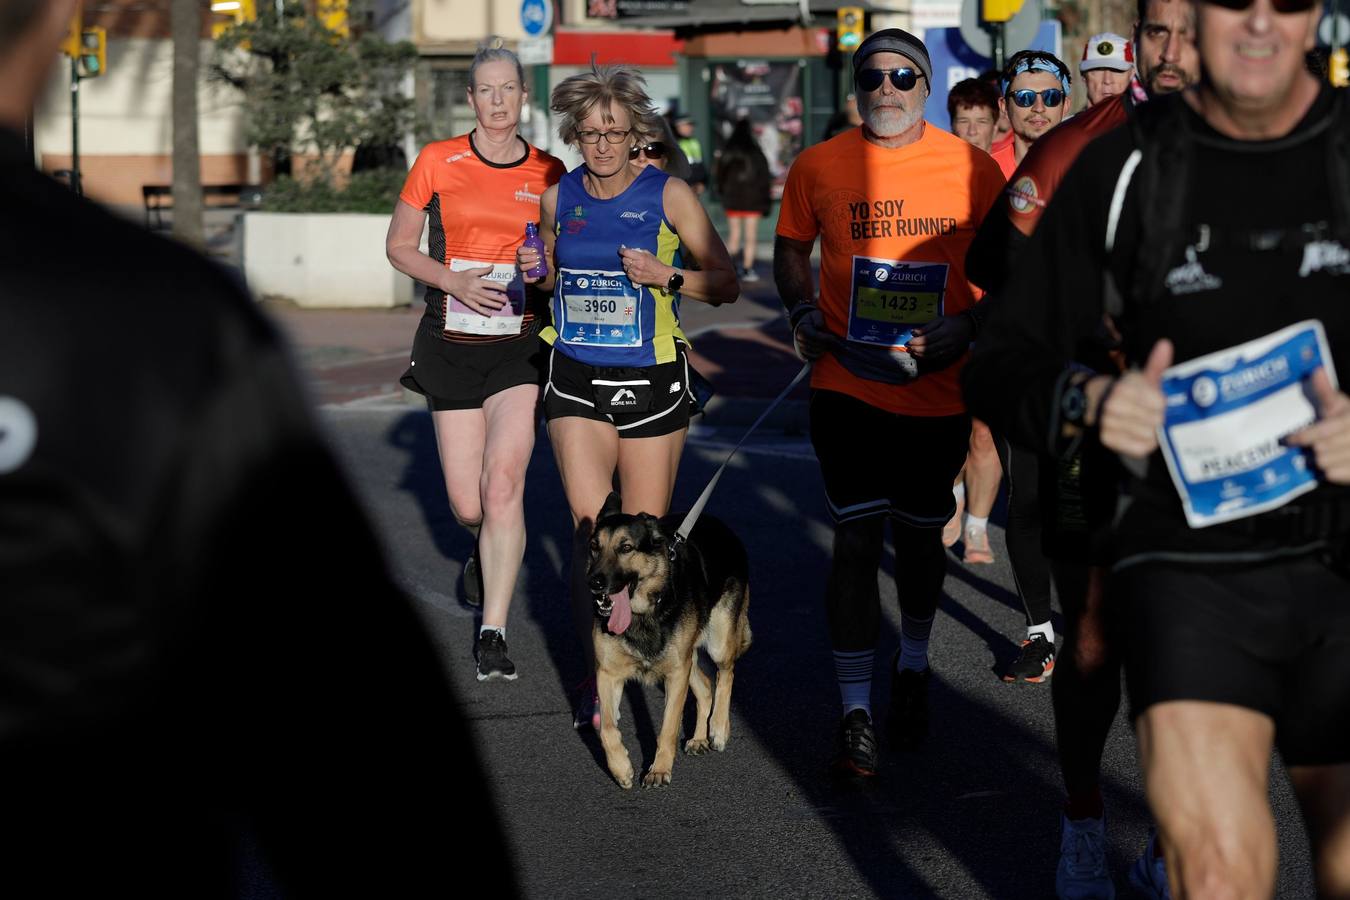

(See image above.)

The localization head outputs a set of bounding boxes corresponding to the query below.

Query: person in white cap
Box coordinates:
[1080,31,1136,106]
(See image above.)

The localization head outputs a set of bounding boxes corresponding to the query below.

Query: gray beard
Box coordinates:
[862,103,925,138]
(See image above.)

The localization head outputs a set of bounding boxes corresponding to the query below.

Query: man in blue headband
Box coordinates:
[991,50,1073,178]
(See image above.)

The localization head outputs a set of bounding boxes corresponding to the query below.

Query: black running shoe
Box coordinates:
[475,630,517,682]
[833,708,879,779]
[462,549,483,608]
[887,660,930,751]
[1003,634,1055,684]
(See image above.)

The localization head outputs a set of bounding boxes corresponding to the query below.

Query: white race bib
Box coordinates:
[1157,320,1336,528]
[444,258,526,336]
[557,268,642,348]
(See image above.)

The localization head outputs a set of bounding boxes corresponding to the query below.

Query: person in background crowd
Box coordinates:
[1080,31,1136,106]
[823,92,864,140]
[979,68,1015,156]
[630,115,692,181]
[0,0,514,894]
[674,113,707,193]
[387,41,566,683]
[992,50,1073,178]
[947,77,1002,153]
[715,118,773,283]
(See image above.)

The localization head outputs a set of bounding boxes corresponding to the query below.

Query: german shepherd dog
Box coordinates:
[587,492,752,789]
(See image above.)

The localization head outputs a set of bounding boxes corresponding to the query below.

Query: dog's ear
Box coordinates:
[640,513,667,548]
[598,491,623,522]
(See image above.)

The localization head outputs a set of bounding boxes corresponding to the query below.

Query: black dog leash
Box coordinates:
[671,362,811,557]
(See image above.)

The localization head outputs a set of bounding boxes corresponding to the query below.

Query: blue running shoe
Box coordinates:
[1128,829,1171,899]
[1057,814,1115,899]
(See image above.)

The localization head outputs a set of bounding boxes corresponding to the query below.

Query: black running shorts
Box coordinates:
[808,389,970,527]
[400,319,546,411]
[1113,556,1350,766]
[542,344,693,440]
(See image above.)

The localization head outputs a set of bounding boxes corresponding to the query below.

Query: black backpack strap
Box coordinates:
[1326,88,1350,239]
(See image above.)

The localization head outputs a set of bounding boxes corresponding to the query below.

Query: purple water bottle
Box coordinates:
[523,222,548,279]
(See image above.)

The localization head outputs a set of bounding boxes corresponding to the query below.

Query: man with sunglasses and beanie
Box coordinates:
[965,0,1350,892]
[993,50,1074,178]
[775,28,1004,781]
[965,2,1200,897]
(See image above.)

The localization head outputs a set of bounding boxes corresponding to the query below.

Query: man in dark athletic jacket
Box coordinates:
[965,0,1350,892]
[0,1,512,895]
[964,1,1199,897]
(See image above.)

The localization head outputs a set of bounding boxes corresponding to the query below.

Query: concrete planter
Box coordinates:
[243,211,414,308]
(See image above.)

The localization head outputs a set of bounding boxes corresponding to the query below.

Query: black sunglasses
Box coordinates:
[629,142,668,160]
[1201,0,1316,10]
[1010,88,1066,108]
[856,67,924,92]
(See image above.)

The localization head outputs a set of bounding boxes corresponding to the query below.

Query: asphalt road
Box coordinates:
[315,401,1317,900]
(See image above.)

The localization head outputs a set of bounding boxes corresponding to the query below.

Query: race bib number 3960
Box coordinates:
[557,269,642,348]
[1157,320,1337,528]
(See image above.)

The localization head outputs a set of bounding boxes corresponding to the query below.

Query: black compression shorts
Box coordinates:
[399,319,546,411]
[1113,556,1350,765]
[542,344,693,440]
[808,389,969,527]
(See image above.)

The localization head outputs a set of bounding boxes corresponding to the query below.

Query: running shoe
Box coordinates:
[1056,814,1115,900]
[1128,828,1171,899]
[886,658,930,751]
[474,630,517,682]
[833,708,879,779]
[573,676,601,731]
[461,548,483,608]
[942,493,966,547]
[741,267,761,283]
[962,525,995,564]
[1004,634,1056,683]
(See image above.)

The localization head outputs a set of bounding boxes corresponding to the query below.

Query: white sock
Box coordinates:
[966,514,988,533]
[1027,621,1054,644]
[480,625,505,640]
[898,613,934,672]
[834,649,873,717]
[952,482,966,503]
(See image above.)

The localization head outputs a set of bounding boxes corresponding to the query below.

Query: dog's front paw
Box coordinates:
[641,766,673,788]
[710,735,728,752]
[610,759,635,790]
[684,738,711,755]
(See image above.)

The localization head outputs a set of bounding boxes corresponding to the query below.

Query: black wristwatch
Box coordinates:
[665,271,684,294]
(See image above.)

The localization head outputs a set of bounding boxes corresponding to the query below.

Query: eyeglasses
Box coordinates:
[576,128,632,145]
[1201,0,1316,11]
[629,142,668,160]
[1009,88,1067,108]
[856,67,924,92]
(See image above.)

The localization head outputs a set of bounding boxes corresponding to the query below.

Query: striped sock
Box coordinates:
[898,613,935,672]
[834,649,874,717]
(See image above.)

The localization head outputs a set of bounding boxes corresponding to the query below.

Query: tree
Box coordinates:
[172,0,204,246]
[210,0,417,184]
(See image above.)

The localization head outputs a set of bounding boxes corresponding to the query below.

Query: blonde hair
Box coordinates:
[470,37,525,88]
[551,62,662,147]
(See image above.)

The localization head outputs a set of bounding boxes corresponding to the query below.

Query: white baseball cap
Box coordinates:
[1080,33,1134,73]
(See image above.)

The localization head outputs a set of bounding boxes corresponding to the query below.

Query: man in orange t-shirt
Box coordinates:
[775,27,1004,780]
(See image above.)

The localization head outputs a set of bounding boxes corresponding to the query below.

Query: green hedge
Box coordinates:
[260,168,406,214]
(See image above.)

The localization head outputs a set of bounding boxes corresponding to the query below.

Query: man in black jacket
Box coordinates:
[0,1,512,895]
[965,0,1350,892]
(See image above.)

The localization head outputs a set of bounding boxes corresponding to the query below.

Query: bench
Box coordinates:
[142,183,261,230]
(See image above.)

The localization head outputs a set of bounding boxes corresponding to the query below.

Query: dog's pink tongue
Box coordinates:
[607,585,633,635]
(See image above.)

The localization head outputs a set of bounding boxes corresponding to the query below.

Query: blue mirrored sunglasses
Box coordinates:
[1010,88,1066,108]
[856,67,923,92]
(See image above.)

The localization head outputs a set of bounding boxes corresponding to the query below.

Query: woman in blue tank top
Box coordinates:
[517,62,739,730]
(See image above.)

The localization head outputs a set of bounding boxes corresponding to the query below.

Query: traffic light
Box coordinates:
[60,10,81,59]
[318,0,349,37]
[837,6,864,52]
[1332,48,1349,87]
[78,27,105,78]
[982,0,1026,23]
[210,0,257,39]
